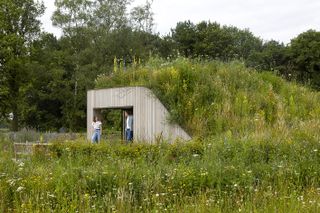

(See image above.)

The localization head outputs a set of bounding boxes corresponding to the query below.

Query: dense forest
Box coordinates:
[1,0,320,132]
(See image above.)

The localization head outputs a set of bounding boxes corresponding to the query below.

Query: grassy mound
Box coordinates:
[96,57,320,142]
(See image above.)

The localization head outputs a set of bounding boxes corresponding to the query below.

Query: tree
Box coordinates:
[229,27,262,60]
[51,0,149,131]
[289,30,320,88]
[130,0,154,33]
[52,0,95,131]
[0,0,44,131]
[246,40,287,73]
[23,33,66,130]
[193,21,225,59]
[171,20,263,61]
[171,21,197,57]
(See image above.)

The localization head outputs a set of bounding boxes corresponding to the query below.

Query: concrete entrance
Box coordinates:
[87,87,191,143]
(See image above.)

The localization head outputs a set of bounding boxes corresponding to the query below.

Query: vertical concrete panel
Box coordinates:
[87,91,94,140]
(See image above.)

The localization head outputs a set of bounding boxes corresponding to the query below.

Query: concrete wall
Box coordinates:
[87,87,191,143]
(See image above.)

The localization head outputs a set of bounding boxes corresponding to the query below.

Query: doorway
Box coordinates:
[95,107,133,141]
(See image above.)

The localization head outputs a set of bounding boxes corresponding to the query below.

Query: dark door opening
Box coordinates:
[100,109,122,141]
[98,107,133,141]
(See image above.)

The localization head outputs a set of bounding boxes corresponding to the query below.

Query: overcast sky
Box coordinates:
[40,0,320,44]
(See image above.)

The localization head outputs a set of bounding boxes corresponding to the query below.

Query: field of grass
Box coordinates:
[1,58,320,212]
[0,136,319,212]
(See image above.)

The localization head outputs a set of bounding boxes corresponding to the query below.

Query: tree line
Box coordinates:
[1,0,319,131]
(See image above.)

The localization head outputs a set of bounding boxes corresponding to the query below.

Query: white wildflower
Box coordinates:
[16,186,25,192]
[7,179,16,186]
[47,193,56,198]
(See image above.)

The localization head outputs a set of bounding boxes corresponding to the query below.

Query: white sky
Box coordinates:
[40,0,320,44]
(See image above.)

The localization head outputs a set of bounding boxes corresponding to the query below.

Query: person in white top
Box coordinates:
[92,116,102,143]
[125,110,133,142]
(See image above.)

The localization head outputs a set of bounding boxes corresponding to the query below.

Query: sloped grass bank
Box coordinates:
[1,138,319,212]
[96,58,320,140]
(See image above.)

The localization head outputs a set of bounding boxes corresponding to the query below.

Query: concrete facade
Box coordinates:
[87,87,191,143]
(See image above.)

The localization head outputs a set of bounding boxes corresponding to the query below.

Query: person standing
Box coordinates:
[92,116,102,143]
[125,110,133,142]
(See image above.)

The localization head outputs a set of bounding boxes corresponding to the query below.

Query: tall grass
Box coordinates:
[0,137,319,212]
[95,57,320,142]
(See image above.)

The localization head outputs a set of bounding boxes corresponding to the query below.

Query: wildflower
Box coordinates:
[7,179,16,186]
[192,154,199,157]
[155,193,159,197]
[201,171,208,176]
[47,193,56,198]
[313,149,318,152]
[16,186,25,192]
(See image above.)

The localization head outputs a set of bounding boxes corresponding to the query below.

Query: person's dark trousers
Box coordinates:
[126,129,133,142]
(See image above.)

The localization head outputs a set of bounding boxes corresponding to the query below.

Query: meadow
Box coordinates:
[1,58,320,212]
[0,136,319,212]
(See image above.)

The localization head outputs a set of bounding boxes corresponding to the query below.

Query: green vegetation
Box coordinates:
[96,58,320,141]
[1,1,320,132]
[1,0,320,211]
[0,137,319,212]
[1,59,320,211]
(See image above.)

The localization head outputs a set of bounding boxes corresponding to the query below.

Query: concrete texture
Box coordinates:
[87,87,191,143]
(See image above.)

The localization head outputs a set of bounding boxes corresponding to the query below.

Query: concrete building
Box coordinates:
[87,86,191,143]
